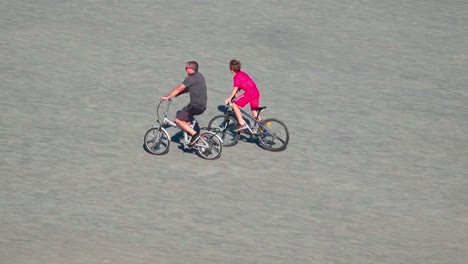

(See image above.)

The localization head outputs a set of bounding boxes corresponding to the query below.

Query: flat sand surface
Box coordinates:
[1,0,467,263]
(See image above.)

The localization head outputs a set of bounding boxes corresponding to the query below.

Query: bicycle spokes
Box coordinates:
[194,132,223,160]
[257,118,289,151]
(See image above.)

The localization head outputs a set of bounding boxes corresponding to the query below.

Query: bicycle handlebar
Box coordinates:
[157,98,172,120]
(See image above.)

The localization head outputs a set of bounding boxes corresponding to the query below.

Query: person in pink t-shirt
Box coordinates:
[224,59,262,131]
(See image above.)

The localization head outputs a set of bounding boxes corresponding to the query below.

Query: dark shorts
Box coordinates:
[176,104,206,122]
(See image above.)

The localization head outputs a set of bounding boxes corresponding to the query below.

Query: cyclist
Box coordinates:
[224,59,262,130]
[161,61,207,146]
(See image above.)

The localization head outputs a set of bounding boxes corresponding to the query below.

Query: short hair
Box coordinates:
[229,59,241,73]
[186,61,199,72]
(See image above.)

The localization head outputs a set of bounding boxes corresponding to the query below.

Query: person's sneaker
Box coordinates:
[188,132,200,147]
[235,123,248,131]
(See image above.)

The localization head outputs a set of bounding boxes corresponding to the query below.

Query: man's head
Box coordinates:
[229,59,241,73]
[185,61,199,74]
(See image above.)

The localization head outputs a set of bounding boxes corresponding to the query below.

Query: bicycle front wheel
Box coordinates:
[144,127,170,155]
[208,115,240,147]
[194,132,223,160]
[257,118,289,151]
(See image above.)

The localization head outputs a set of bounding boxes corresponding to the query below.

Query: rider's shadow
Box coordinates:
[216,104,228,113]
[214,105,256,145]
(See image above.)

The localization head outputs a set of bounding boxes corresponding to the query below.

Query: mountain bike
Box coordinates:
[144,99,223,160]
[208,103,289,151]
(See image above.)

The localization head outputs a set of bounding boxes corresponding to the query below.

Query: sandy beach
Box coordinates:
[1,0,467,263]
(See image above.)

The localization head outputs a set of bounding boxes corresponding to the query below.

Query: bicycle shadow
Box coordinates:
[172,122,203,153]
[142,144,151,154]
[171,130,195,153]
[216,104,228,113]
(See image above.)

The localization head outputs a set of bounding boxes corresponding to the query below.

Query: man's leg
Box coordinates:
[176,105,198,137]
[176,105,205,146]
[176,117,201,146]
[175,118,197,136]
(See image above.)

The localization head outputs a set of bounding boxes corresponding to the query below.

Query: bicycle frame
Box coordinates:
[145,98,224,159]
[208,101,289,151]
[226,103,266,134]
[155,99,197,148]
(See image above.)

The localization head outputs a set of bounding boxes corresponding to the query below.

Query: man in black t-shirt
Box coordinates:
[161,61,207,146]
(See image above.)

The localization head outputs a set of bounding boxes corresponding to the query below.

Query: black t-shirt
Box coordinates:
[182,72,207,109]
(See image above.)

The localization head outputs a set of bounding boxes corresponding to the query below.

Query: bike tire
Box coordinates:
[195,132,223,160]
[257,118,289,151]
[207,115,240,147]
[144,127,170,155]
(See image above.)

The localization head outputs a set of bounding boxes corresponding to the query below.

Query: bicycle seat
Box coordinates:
[253,106,267,111]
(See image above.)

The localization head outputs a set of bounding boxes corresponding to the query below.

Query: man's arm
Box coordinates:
[176,86,189,96]
[161,84,186,100]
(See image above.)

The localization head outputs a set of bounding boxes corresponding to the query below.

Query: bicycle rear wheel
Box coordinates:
[144,127,170,155]
[207,115,240,147]
[195,132,223,160]
[257,118,289,151]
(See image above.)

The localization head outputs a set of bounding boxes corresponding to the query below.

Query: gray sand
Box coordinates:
[1,0,467,263]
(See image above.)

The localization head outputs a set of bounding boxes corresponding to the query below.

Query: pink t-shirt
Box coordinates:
[233,71,259,97]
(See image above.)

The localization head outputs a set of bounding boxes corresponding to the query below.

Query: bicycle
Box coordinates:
[144,99,223,160]
[208,102,289,151]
